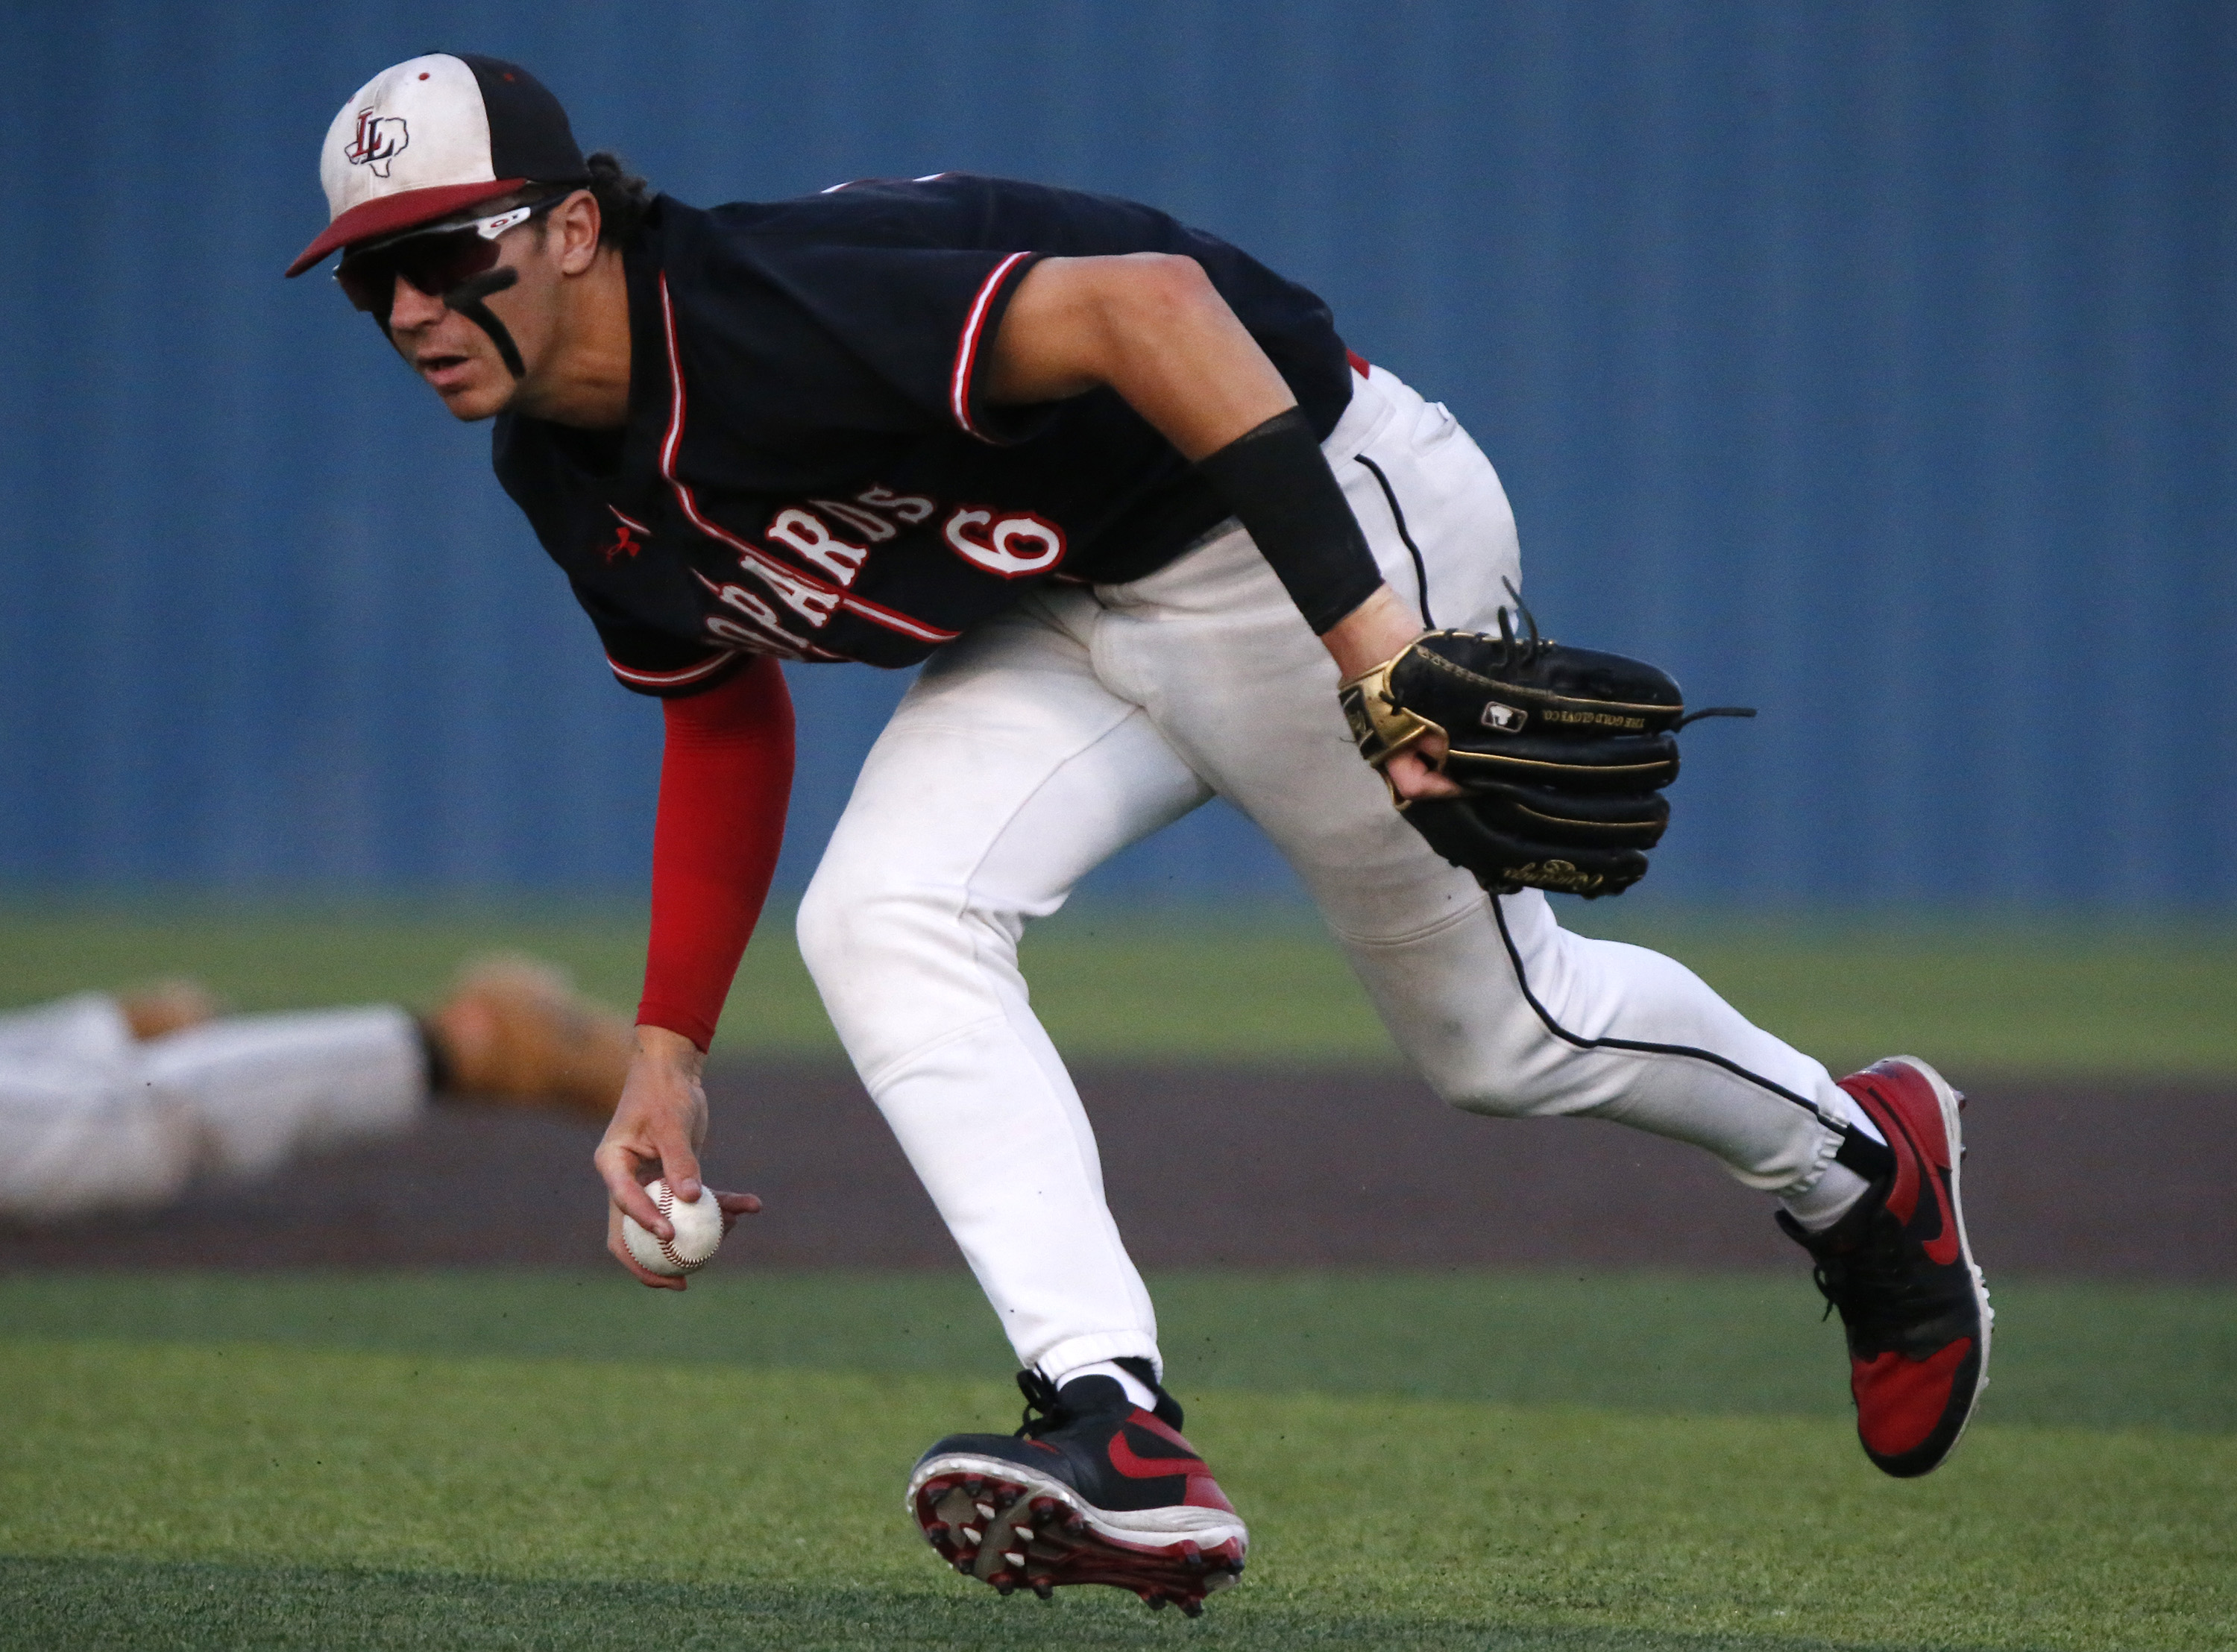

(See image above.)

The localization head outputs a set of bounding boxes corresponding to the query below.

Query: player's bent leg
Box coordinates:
[1372,887,1844,1192]
[797,597,1210,1381]
[1095,367,1851,1197]
[797,600,1255,1605]
[907,1364,1246,1615]
[1094,361,1987,1473]
[1362,901,1994,1474]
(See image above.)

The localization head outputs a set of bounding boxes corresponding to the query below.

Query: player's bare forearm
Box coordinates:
[596,1024,759,1289]
[989,254,1297,461]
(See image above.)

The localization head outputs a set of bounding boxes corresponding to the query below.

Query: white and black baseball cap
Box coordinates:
[286,53,589,277]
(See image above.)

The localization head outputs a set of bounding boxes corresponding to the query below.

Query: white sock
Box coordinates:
[1781,1159,1872,1231]
[1780,1082,1892,1232]
[1051,1359,1159,1410]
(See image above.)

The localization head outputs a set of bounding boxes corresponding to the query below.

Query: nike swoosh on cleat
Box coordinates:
[1919,1161,1960,1265]
[1865,1075,1962,1267]
[1107,1430,1209,1482]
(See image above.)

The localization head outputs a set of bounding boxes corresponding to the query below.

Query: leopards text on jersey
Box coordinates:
[492,174,1355,692]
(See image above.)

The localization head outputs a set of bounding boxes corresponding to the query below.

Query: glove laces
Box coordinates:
[1495,578,1549,666]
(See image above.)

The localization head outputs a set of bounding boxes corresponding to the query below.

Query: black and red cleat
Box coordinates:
[905,1363,1247,1615]
[1781,1055,1993,1478]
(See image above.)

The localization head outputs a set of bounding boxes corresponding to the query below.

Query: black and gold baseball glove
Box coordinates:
[1336,597,1751,898]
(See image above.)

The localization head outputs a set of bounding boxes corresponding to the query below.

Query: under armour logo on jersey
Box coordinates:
[1481,702,1528,733]
[604,508,649,564]
[345,110,409,177]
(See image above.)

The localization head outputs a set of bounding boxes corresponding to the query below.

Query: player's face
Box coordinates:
[375,215,569,421]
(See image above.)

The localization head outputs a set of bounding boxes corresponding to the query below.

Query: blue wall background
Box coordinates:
[1,1,2230,907]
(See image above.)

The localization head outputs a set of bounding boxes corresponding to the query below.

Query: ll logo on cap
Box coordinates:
[345,110,409,177]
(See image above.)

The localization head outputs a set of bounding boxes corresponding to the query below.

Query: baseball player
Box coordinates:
[288,54,1992,1614]
[0,959,639,1224]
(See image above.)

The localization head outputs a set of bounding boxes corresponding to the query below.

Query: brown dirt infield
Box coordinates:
[0,1065,2223,1280]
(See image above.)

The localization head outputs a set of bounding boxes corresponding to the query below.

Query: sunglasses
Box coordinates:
[333,193,570,316]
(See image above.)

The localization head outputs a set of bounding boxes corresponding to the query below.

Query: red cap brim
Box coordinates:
[284,178,529,277]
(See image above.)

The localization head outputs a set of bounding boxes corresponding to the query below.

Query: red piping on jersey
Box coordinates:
[655,275,961,649]
[637,654,795,1050]
[608,649,739,690]
[1347,348,1372,378]
[951,250,1034,440]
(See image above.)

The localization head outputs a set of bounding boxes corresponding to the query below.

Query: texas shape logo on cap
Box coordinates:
[286,52,588,277]
[345,110,409,177]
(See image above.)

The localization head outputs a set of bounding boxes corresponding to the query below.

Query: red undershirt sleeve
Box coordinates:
[636,654,796,1050]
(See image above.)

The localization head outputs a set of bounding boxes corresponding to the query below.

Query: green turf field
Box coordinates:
[1,900,2233,1074]
[1,1271,2230,1649]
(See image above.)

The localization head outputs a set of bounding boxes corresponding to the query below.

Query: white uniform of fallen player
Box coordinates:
[0,994,424,1223]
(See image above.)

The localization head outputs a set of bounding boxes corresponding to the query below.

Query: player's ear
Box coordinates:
[553,188,603,276]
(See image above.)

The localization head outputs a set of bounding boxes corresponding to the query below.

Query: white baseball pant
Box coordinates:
[797,365,1856,1380]
[0,993,425,1223]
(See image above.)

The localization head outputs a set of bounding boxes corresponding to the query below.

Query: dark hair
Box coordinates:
[584,151,652,246]
[504,154,650,253]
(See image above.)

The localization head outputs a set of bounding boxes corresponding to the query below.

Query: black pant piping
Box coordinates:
[1354,453,1434,628]
[1488,896,1828,1120]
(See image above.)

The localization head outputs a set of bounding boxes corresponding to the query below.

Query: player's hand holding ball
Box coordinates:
[622,1176,725,1275]
[595,1024,761,1289]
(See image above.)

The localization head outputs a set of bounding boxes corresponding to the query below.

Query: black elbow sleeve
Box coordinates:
[1194,409,1382,634]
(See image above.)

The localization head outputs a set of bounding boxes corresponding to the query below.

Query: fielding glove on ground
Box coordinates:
[1337,600,1750,899]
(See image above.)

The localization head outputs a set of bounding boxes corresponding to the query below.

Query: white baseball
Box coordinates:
[622,1177,723,1276]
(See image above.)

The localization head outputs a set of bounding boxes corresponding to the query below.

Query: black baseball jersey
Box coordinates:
[493,174,1356,693]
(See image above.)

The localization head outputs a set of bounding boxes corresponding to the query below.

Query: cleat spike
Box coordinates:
[959,1526,981,1545]
[1004,1551,1027,1567]
[952,1559,975,1576]
[974,1501,997,1522]
[1031,1578,1054,1601]
[1180,1598,1205,1618]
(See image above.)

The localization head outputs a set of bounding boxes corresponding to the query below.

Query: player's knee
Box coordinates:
[1413,1027,1582,1121]
[796,860,961,997]
[794,865,877,990]
[1430,1070,1539,1120]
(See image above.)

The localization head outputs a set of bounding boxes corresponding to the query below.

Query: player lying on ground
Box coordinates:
[289,54,1992,1614]
[0,958,657,1225]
